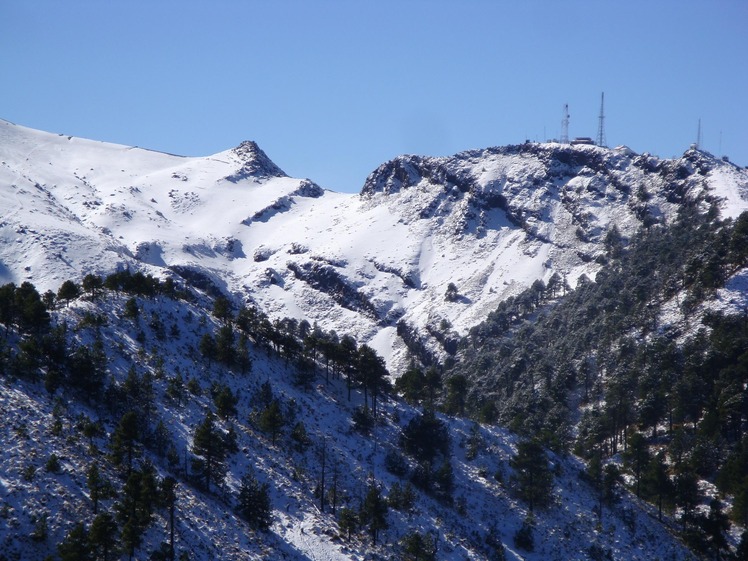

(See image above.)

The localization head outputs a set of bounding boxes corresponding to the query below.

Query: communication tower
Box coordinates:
[596,92,607,147]
[695,118,702,150]
[561,104,570,144]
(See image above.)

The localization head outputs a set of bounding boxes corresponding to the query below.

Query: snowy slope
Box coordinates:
[0,290,701,561]
[2,119,747,374]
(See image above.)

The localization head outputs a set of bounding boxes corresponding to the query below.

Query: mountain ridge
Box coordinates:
[1,119,747,375]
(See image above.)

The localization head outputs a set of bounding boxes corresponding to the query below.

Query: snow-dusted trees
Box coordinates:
[236,470,272,531]
[399,410,454,501]
[444,374,468,416]
[400,530,438,561]
[116,461,160,560]
[82,273,104,298]
[88,511,118,561]
[0,281,50,334]
[57,279,81,306]
[212,383,239,419]
[67,338,107,399]
[395,365,442,407]
[110,411,141,477]
[57,522,91,561]
[337,507,358,541]
[87,462,112,515]
[160,476,178,561]
[191,412,228,492]
[510,439,554,512]
[258,399,285,445]
[360,484,388,545]
[400,410,450,465]
[357,344,390,417]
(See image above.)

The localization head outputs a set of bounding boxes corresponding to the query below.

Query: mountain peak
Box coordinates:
[225,140,287,182]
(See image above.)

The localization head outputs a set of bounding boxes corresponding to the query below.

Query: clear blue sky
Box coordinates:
[2,1,746,193]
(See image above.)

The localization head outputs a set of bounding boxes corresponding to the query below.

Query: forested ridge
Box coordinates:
[442,204,748,557]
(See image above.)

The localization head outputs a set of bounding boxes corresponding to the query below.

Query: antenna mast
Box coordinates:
[596,92,607,147]
[695,118,702,150]
[561,104,570,144]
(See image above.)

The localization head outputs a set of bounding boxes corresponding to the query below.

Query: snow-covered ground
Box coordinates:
[0,289,700,561]
[3,119,747,375]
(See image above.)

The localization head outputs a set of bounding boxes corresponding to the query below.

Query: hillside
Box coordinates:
[1,119,748,560]
[0,274,701,561]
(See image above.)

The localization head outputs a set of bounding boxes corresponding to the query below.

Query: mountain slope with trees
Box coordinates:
[0,270,702,561]
[444,202,748,558]
[1,119,747,559]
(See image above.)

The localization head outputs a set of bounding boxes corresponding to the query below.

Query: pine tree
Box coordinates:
[624,432,651,498]
[395,365,427,405]
[290,421,311,453]
[400,410,450,464]
[110,411,140,477]
[643,451,673,521]
[57,279,81,306]
[58,522,91,561]
[235,333,253,375]
[258,399,285,445]
[191,412,227,492]
[160,476,178,561]
[199,332,217,366]
[675,470,701,528]
[339,335,358,401]
[116,463,160,561]
[338,507,358,542]
[166,373,185,406]
[215,324,236,366]
[400,530,437,561]
[510,439,553,511]
[733,476,748,526]
[703,498,730,557]
[123,297,139,320]
[357,345,389,416]
[15,281,50,334]
[445,374,468,416]
[88,512,118,561]
[213,384,238,419]
[82,274,104,299]
[0,283,16,331]
[236,471,272,531]
[513,515,534,552]
[67,339,107,398]
[213,296,232,325]
[87,462,109,514]
[434,460,455,501]
[360,484,388,545]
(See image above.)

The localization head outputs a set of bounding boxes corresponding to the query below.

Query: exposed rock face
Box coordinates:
[224,140,287,181]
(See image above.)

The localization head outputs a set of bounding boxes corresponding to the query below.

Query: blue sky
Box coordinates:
[2,1,746,193]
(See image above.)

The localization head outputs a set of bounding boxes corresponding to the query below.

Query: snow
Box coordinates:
[0,287,704,560]
[704,267,748,318]
[1,119,747,379]
[1,119,735,560]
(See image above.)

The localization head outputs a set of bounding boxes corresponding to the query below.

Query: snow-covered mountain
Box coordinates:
[2,119,747,373]
[3,119,748,561]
